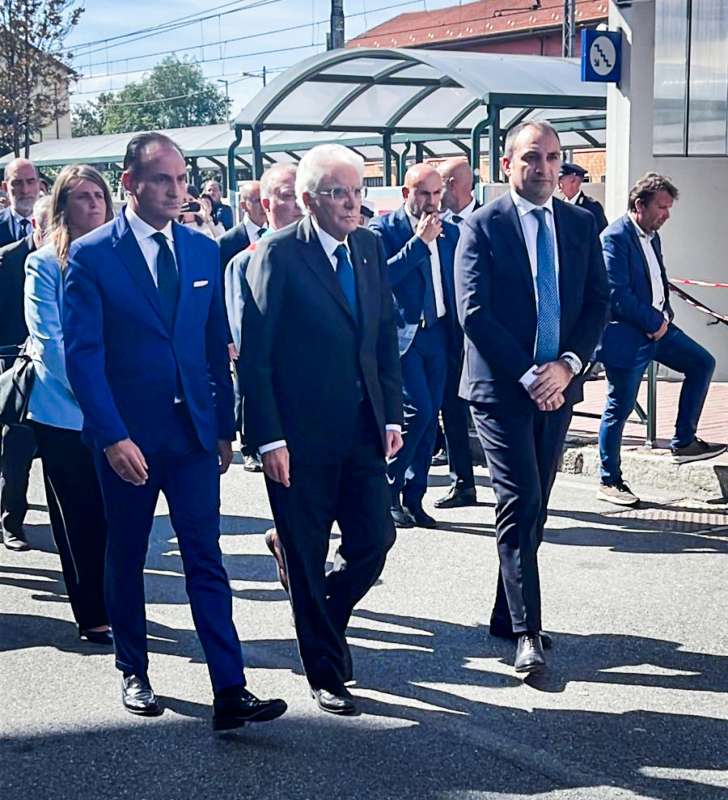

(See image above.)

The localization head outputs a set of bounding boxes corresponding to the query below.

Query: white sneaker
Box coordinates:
[597,481,640,507]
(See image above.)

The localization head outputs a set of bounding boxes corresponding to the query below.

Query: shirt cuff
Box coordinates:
[559,351,583,374]
[258,440,286,455]
[519,364,539,390]
[385,424,402,433]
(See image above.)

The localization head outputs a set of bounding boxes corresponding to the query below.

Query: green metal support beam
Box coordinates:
[227,125,243,200]
[469,105,499,186]
[396,142,411,184]
[251,126,264,179]
[488,108,501,183]
[382,131,393,186]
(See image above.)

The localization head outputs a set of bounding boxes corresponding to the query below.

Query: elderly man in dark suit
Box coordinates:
[0,161,43,551]
[558,162,608,234]
[218,180,267,277]
[456,121,609,674]
[243,143,403,716]
[63,132,286,729]
[596,173,724,507]
[370,164,459,530]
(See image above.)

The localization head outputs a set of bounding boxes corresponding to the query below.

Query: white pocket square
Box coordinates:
[193,280,209,288]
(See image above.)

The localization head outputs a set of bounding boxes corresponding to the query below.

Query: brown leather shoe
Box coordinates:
[264,528,289,593]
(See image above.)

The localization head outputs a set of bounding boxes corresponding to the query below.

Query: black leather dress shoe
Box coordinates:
[121,674,162,716]
[2,529,30,551]
[434,486,477,509]
[212,688,287,731]
[404,505,438,529]
[431,448,448,467]
[390,504,415,528]
[79,628,113,645]
[311,687,357,716]
[514,634,546,674]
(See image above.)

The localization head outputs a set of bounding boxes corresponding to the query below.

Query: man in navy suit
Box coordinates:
[371,164,459,529]
[456,121,609,674]
[0,158,40,552]
[218,180,267,278]
[558,162,608,234]
[63,133,286,729]
[596,173,724,507]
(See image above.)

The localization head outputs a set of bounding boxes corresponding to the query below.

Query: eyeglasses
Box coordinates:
[313,185,366,202]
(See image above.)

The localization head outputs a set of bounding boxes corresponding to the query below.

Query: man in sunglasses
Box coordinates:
[242,144,402,716]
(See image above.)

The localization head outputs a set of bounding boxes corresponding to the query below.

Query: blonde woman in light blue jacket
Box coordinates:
[24,164,113,644]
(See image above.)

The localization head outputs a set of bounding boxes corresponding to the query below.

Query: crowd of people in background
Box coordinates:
[0,123,724,726]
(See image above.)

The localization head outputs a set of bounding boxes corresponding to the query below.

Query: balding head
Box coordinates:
[238,180,266,227]
[402,163,442,218]
[439,158,473,214]
[260,164,301,230]
[2,158,39,217]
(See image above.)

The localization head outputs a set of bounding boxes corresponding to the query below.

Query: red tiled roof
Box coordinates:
[347,0,608,49]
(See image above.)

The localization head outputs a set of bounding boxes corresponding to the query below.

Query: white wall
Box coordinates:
[606,0,728,379]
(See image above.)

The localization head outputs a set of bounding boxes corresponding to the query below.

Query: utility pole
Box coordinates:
[562,0,577,57]
[328,0,345,51]
[217,79,230,122]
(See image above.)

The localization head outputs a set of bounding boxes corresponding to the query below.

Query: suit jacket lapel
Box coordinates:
[171,222,190,335]
[499,197,535,306]
[624,214,654,296]
[297,216,357,327]
[111,210,165,328]
[349,231,372,341]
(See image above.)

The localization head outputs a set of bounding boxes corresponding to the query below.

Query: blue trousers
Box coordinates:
[95,407,244,693]
[387,323,448,508]
[599,325,715,485]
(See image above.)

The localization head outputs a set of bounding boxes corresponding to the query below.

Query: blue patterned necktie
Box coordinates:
[334,244,358,321]
[152,232,179,332]
[18,218,29,240]
[532,207,560,365]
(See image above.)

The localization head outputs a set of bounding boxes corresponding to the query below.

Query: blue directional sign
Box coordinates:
[581,29,622,83]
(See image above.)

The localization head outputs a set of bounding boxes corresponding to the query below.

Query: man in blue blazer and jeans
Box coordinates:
[63,133,286,729]
[371,164,459,529]
[597,173,724,506]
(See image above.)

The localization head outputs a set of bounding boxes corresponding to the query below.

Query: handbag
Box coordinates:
[0,340,36,426]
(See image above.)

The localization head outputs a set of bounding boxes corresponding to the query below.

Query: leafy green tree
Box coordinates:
[72,57,230,136]
[0,0,82,156]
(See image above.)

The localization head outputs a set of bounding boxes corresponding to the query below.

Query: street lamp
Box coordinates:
[242,68,267,87]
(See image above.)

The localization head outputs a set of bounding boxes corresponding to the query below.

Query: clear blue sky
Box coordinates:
[67,0,461,114]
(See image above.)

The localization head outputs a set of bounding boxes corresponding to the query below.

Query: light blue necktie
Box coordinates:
[532,207,560,365]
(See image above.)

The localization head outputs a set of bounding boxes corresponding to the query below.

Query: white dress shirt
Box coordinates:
[404,207,446,319]
[629,215,666,315]
[243,213,264,244]
[125,205,177,284]
[509,189,582,388]
[259,214,400,456]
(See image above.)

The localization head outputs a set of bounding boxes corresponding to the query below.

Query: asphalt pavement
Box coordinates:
[1,456,727,800]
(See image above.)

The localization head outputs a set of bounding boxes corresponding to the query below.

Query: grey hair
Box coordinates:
[32,195,52,241]
[504,121,560,159]
[260,164,297,201]
[295,144,364,210]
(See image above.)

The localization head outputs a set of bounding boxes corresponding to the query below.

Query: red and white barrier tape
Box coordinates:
[671,277,728,289]
[669,282,728,326]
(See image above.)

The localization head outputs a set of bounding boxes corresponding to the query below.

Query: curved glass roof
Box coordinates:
[234,47,606,135]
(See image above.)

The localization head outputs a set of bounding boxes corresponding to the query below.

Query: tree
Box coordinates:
[0,0,82,156]
[72,57,230,136]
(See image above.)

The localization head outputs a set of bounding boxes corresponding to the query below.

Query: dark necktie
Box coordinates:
[18,218,29,240]
[256,227,266,239]
[532,208,560,364]
[334,244,358,321]
[451,214,463,224]
[152,232,179,332]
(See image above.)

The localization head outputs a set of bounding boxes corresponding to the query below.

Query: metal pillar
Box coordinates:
[470,105,499,189]
[397,142,411,184]
[251,126,264,180]
[488,107,502,183]
[382,130,393,186]
[645,361,657,448]
[562,0,577,57]
[189,157,200,188]
[414,142,424,163]
[227,125,243,222]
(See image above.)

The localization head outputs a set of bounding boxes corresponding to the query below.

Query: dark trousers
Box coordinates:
[233,361,256,458]
[266,403,395,692]
[0,422,35,537]
[388,323,448,508]
[441,352,475,490]
[471,398,572,635]
[599,325,715,484]
[30,421,108,630]
[94,405,244,692]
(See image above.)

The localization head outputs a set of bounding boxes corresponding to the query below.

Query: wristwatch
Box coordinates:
[560,353,581,377]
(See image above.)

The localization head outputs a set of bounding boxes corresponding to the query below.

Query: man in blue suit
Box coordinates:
[371,164,459,529]
[456,121,609,674]
[596,173,724,507]
[63,133,286,730]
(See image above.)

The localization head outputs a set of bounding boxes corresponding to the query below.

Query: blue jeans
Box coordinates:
[599,325,715,485]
